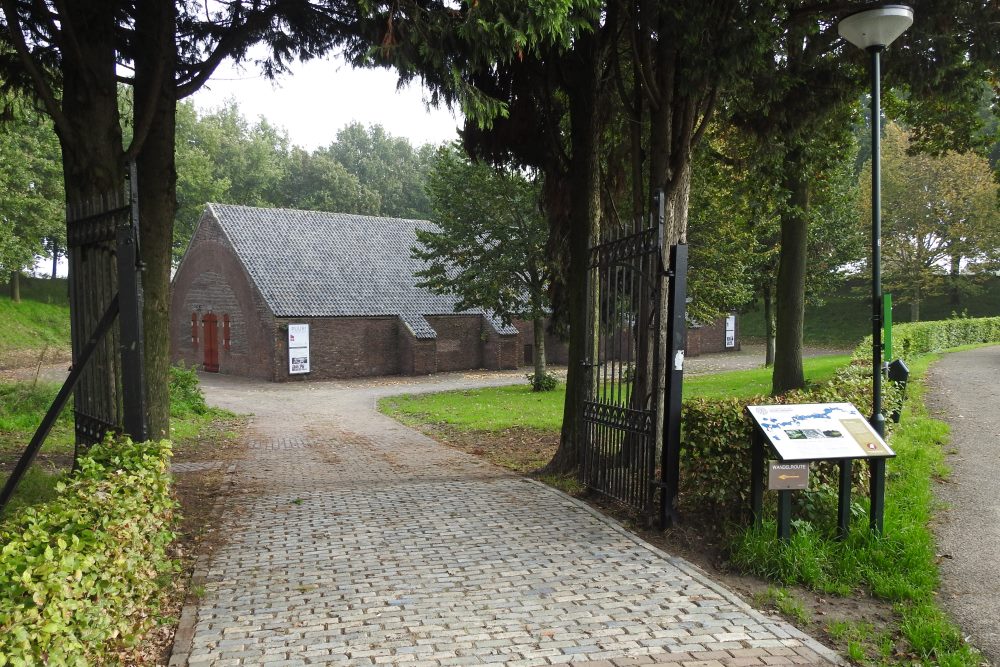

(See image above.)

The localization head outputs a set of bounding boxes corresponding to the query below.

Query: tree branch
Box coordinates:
[0,2,70,137]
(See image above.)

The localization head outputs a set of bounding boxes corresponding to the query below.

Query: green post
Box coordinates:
[883,293,893,361]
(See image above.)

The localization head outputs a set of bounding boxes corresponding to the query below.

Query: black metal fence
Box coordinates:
[580,207,665,520]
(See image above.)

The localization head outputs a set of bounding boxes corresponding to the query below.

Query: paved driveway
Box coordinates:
[927,346,1000,663]
[170,370,839,666]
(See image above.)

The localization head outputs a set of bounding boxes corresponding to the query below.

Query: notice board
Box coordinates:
[746,402,894,462]
[288,323,310,374]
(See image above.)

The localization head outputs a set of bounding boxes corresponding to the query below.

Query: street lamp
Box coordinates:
[839,3,913,534]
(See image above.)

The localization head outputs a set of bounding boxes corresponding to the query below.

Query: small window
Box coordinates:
[223,314,231,351]
[191,312,199,347]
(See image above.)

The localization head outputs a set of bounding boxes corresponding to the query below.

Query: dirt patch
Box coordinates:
[410,423,559,473]
[417,422,903,664]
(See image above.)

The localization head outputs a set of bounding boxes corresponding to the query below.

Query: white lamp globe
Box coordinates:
[839,5,913,50]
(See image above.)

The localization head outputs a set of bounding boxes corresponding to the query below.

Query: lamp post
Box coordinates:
[839,4,913,534]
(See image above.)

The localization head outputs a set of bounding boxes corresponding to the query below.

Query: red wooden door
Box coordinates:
[202,313,219,372]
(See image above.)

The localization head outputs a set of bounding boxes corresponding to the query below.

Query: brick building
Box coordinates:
[170,204,530,381]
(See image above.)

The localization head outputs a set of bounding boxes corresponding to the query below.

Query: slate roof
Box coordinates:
[203,203,518,339]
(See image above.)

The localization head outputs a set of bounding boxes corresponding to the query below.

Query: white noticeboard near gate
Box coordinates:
[746,402,894,461]
[288,323,310,374]
[725,314,736,348]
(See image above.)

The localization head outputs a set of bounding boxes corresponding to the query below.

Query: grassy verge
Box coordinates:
[380,354,851,431]
[0,364,234,518]
[0,277,71,368]
[731,350,979,665]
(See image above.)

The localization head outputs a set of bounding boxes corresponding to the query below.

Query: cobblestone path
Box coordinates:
[172,372,840,666]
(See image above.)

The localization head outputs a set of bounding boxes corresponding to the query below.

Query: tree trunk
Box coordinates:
[9,271,20,302]
[948,253,962,306]
[51,243,59,280]
[547,33,602,474]
[763,283,775,367]
[910,286,921,322]
[772,170,809,395]
[133,0,178,440]
[532,315,547,379]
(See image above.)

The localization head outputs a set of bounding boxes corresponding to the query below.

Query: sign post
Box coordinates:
[288,323,310,374]
[746,402,895,540]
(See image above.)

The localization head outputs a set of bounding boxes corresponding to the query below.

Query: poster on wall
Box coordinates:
[746,403,894,461]
[725,314,736,348]
[288,323,310,374]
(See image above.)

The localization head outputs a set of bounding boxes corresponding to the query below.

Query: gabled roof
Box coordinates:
[203,203,517,338]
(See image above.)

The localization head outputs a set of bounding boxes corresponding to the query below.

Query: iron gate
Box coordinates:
[0,163,147,512]
[580,197,666,520]
[580,191,689,525]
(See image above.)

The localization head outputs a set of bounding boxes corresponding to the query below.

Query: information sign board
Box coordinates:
[746,403,894,462]
[768,461,809,490]
[725,315,736,348]
[288,323,310,374]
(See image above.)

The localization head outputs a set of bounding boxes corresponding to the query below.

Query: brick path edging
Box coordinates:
[521,480,844,667]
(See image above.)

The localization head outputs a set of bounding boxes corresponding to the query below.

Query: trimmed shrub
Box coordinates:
[679,361,900,522]
[854,314,1000,362]
[526,371,559,392]
[0,438,177,665]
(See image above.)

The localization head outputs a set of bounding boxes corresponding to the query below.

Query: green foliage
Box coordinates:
[854,315,1000,362]
[173,101,438,263]
[730,352,983,665]
[0,99,64,279]
[414,144,551,326]
[679,360,900,521]
[860,123,1000,319]
[0,438,177,664]
[525,371,558,392]
[169,363,208,417]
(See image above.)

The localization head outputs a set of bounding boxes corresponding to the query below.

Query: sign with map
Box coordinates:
[746,403,894,461]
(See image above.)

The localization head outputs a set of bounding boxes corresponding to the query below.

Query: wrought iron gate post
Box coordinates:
[580,191,667,521]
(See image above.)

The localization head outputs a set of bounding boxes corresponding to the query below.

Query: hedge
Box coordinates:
[854,314,1000,362]
[679,362,900,521]
[0,439,177,665]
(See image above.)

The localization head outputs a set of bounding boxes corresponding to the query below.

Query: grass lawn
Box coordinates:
[380,354,852,432]
[0,277,71,367]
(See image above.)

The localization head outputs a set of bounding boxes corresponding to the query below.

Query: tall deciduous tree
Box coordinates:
[327,122,436,220]
[863,122,1000,320]
[413,144,553,386]
[0,97,63,300]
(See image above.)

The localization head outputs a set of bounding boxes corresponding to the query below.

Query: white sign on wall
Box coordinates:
[288,323,310,374]
[725,314,736,348]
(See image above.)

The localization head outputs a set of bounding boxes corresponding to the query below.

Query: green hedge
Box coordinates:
[0,439,177,665]
[855,315,1000,361]
[679,362,900,521]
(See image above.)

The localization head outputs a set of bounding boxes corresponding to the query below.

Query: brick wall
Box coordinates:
[170,214,275,379]
[399,328,437,375]
[481,324,519,371]
[273,316,402,381]
[686,314,739,357]
[425,315,485,372]
[511,318,570,367]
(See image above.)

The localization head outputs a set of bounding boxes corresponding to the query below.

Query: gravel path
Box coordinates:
[926,346,1000,664]
[168,370,841,666]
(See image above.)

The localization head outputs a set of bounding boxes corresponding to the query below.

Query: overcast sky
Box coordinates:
[190,52,464,150]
